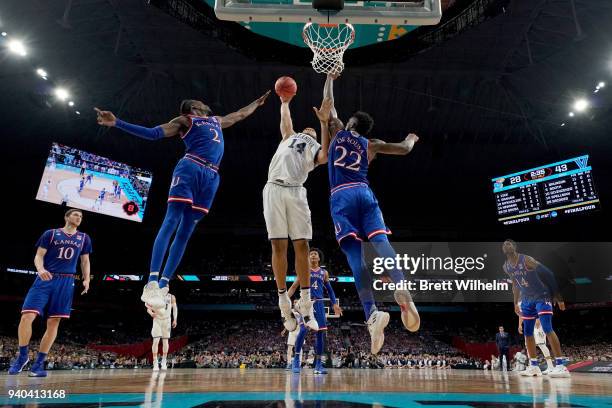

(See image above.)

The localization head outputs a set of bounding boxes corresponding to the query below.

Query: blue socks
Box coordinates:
[530,358,539,366]
[149,202,203,286]
[555,357,567,366]
[315,331,325,356]
[294,326,308,355]
[340,239,376,321]
[35,352,47,365]
[19,346,28,359]
[370,234,404,284]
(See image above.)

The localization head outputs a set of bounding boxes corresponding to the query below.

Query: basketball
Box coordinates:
[274,76,297,99]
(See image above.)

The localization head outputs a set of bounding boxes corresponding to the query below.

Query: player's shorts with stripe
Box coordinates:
[263,182,312,240]
[22,275,75,318]
[519,300,553,319]
[168,155,220,214]
[330,183,390,242]
[151,317,171,339]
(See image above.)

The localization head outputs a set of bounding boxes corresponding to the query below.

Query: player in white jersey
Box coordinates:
[519,316,554,374]
[263,84,333,333]
[146,289,177,371]
[41,179,51,199]
[283,299,301,370]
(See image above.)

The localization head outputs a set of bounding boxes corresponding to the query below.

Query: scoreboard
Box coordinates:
[492,155,600,224]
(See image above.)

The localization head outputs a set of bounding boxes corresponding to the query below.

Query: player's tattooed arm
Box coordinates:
[34,247,52,281]
[217,90,271,129]
[367,134,419,161]
[313,97,333,164]
[80,254,90,295]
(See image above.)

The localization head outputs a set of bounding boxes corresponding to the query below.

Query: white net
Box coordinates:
[302,23,355,75]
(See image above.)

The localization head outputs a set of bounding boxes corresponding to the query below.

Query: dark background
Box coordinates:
[1,0,611,278]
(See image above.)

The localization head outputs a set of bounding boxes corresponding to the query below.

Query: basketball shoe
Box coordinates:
[367,310,390,354]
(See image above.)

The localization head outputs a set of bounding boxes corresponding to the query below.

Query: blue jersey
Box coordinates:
[504,254,550,301]
[310,267,327,299]
[328,130,369,190]
[36,229,92,274]
[181,115,224,169]
[99,190,106,199]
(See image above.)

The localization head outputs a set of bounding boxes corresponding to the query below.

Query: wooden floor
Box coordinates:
[1,369,611,407]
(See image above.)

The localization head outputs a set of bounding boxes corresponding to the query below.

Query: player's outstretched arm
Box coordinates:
[279,94,296,140]
[80,254,90,295]
[323,74,339,119]
[368,133,419,160]
[525,256,564,309]
[217,90,271,129]
[94,108,187,139]
[313,97,333,164]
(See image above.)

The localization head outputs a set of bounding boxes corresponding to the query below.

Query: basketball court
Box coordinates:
[2,369,611,407]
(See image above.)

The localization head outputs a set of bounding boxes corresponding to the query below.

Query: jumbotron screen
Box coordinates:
[36,143,153,222]
[492,155,600,225]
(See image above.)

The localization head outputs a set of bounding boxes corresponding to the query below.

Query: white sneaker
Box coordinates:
[295,297,318,331]
[394,290,420,332]
[549,365,571,378]
[161,360,167,370]
[542,366,553,375]
[520,365,542,377]
[367,311,390,355]
[152,361,159,371]
[141,281,165,308]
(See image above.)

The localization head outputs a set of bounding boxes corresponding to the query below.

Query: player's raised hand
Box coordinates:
[94,107,117,127]
[405,133,419,144]
[38,269,52,281]
[333,303,343,317]
[255,90,272,106]
[556,300,566,311]
[313,97,332,122]
[81,279,90,295]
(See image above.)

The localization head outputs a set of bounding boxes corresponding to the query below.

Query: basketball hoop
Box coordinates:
[302,23,355,75]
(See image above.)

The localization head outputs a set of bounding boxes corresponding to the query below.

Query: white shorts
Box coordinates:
[151,318,171,339]
[263,182,312,240]
[287,328,299,346]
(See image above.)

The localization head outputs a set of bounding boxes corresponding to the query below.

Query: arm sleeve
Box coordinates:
[535,263,560,297]
[115,119,164,140]
[35,230,53,249]
[324,280,337,305]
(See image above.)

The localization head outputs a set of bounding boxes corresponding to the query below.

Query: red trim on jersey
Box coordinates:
[521,316,537,320]
[59,228,77,238]
[330,182,368,196]
[337,232,362,243]
[367,229,392,239]
[192,205,209,214]
[21,309,40,315]
[538,311,553,315]
[168,197,193,203]
[48,314,70,319]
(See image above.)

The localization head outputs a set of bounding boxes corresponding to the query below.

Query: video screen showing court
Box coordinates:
[36,143,152,222]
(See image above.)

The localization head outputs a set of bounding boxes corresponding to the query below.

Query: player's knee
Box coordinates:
[46,317,61,329]
[292,239,309,253]
[539,315,554,333]
[271,239,288,253]
[20,313,37,324]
